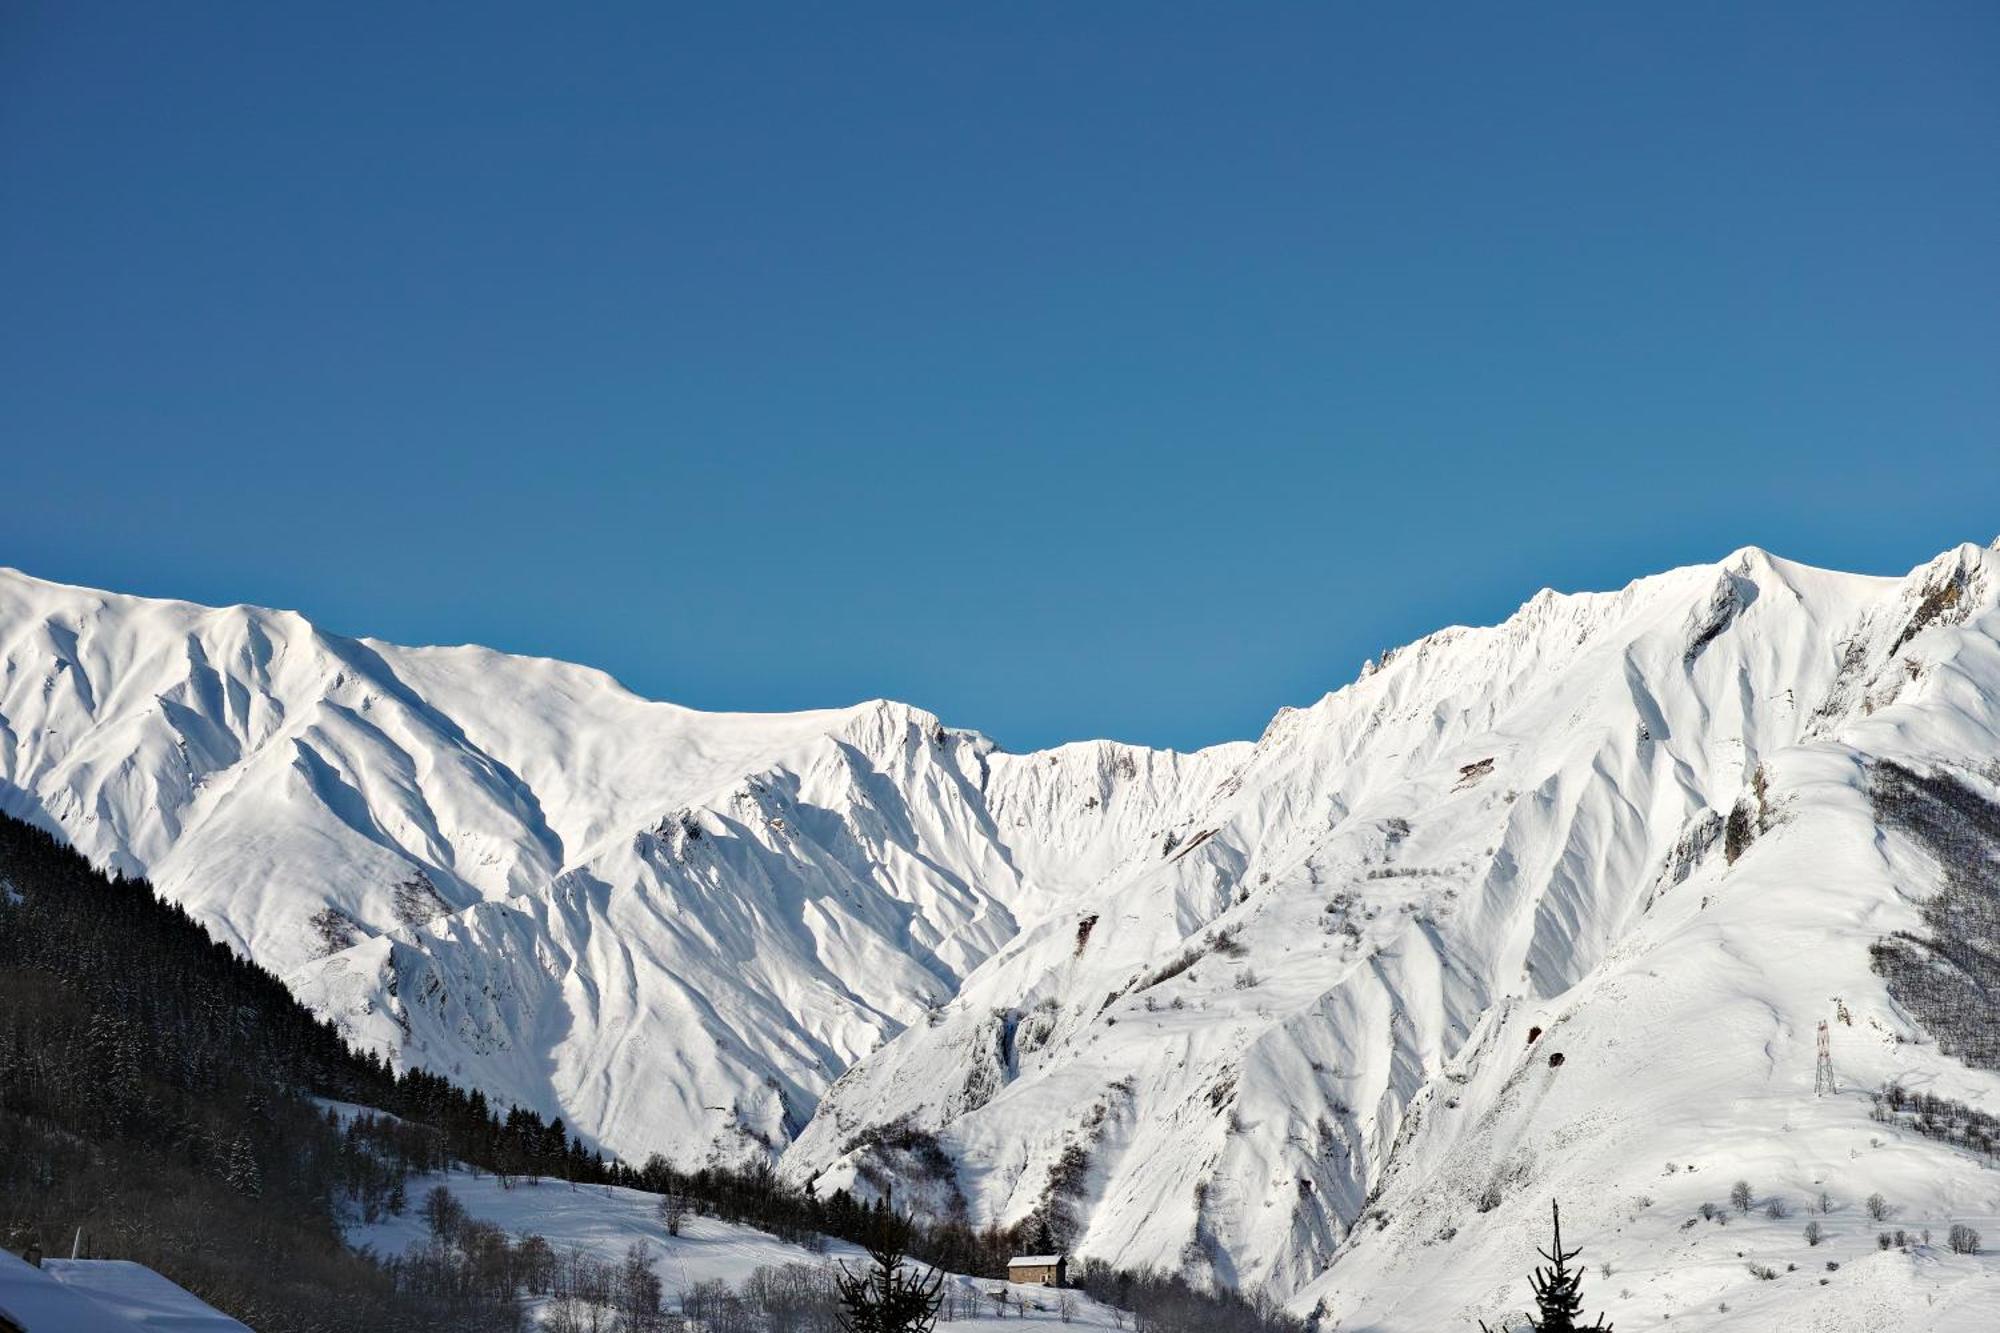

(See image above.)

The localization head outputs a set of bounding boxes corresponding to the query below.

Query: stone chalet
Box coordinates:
[1006,1254,1067,1288]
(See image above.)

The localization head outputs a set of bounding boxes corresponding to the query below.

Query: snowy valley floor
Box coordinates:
[341,1139,2000,1333]
[343,1164,1129,1333]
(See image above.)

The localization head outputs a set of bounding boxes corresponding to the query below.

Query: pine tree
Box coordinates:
[224,1133,262,1198]
[1481,1201,1611,1332]
[836,1214,944,1333]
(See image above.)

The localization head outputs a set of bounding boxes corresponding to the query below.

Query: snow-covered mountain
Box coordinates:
[0,566,1238,1161]
[6,544,2000,1330]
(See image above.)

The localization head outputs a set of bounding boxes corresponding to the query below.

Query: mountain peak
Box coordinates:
[7,546,2000,1329]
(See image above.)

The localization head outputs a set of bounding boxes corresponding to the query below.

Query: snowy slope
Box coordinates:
[344,1163,1124,1333]
[781,544,2000,1328]
[7,544,2000,1331]
[0,567,1236,1164]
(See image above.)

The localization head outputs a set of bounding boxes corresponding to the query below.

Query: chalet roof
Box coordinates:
[1007,1255,1064,1266]
[0,1249,152,1332]
[43,1261,250,1330]
[0,1250,249,1332]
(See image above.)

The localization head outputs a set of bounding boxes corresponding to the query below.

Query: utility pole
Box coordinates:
[1814,1020,1836,1097]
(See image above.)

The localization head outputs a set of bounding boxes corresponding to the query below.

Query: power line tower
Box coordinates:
[1814,1020,1836,1097]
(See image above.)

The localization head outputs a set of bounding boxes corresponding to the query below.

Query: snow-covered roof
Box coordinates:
[1,1249,151,1332]
[0,1251,248,1332]
[41,1261,248,1331]
[1007,1255,1064,1267]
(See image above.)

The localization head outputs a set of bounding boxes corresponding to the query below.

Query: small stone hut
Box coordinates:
[1006,1254,1068,1287]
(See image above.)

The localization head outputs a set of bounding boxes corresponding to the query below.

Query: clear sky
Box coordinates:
[4,4,1996,751]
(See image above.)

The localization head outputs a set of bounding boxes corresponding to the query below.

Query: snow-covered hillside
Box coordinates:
[6,543,2000,1329]
[0,566,1237,1164]
[345,1162,1121,1333]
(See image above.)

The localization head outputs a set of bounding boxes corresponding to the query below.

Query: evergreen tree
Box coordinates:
[224,1133,263,1198]
[835,1215,944,1333]
[1481,1201,1612,1332]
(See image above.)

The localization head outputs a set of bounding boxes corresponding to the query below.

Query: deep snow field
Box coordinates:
[340,1144,1999,1333]
[1305,1086,2000,1331]
[343,1164,1125,1333]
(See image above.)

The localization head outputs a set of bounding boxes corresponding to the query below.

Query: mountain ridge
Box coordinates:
[5,544,2000,1328]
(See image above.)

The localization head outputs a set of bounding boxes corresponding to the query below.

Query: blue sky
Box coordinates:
[4,4,1996,751]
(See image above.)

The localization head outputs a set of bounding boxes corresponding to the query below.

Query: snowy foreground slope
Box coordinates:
[344,1161,1120,1333]
[6,545,2000,1329]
